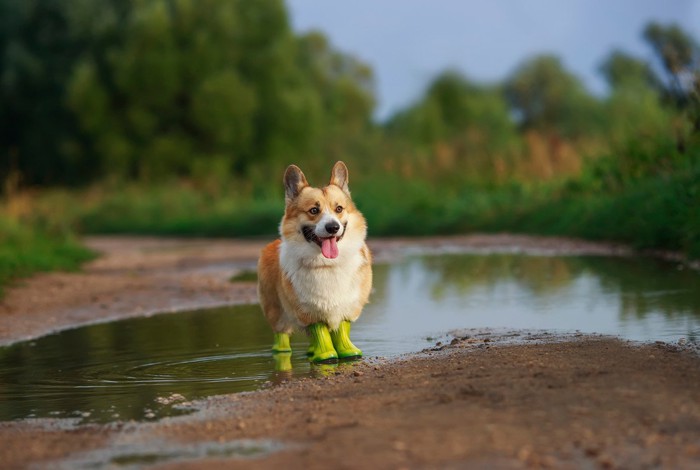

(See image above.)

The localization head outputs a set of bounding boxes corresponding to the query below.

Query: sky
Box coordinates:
[286,0,700,121]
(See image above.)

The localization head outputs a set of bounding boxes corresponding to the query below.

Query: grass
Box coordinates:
[73,184,283,237]
[21,177,521,239]
[0,216,95,294]
[18,163,700,262]
[0,164,697,301]
[4,135,698,302]
[229,270,258,282]
[483,171,699,257]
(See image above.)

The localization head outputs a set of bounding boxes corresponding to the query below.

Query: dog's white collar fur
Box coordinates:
[278,228,367,330]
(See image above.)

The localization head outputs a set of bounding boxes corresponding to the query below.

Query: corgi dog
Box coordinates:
[257,161,372,363]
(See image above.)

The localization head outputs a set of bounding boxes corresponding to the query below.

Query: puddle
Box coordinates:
[360,254,700,356]
[1,253,698,424]
[58,438,286,469]
[0,304,315,424]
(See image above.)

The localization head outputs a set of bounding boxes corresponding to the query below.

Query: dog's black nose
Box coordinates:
[325,221,340,234]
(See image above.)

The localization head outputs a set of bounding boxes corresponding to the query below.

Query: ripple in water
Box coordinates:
[0,305,315,423]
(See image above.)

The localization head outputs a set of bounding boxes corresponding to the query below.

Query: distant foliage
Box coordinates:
[387,71,515,146]
[385,71,519,183]
[0,0,374,185]
[1,5,699,210]
[643,22,699,103]
[504,55,605,139]
[0,0,90,185]
[66,0,375,182]
[2,9,700,284]
[643,22,700,132]
[600,50,663,91]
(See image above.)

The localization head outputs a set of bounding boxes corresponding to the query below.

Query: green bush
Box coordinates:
[0,217,94,294]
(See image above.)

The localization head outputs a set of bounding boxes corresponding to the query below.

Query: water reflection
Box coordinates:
[0,305,316,423]
[356,254,700,356]
[0,253,698,423]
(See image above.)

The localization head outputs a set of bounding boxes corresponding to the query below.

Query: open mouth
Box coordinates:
[302,224,347,259]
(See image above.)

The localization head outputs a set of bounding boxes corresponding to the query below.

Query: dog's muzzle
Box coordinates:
[302,222,348,246]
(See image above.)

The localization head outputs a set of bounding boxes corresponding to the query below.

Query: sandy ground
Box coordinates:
[1,234,699,469]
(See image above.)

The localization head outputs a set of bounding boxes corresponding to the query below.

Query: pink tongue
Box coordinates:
[321,237,339,259]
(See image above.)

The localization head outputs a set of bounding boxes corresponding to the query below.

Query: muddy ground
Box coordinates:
[1,235,699,469]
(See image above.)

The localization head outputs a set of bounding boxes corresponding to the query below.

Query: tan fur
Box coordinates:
[257,162,372,333]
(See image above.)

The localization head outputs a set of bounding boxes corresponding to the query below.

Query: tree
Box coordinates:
[296,31,375,134]
[387,70,515,146]
[597,49,675,149]
[65,0,377,182]
[0,0,95,185]
[384,70,519,182]
[643,22,699,104]
[67,0,319,180]
[504,55,603,138]
[0,0,377,186]
[599,50,661,91]
[642,22,700,134]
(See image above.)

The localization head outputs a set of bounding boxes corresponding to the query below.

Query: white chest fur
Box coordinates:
[279,240,365,329]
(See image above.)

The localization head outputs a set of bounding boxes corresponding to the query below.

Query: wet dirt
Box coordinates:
[1,235,700,469]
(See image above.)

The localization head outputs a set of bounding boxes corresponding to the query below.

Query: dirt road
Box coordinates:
[1,235,699,469]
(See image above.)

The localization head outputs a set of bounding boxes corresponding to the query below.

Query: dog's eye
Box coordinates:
[309,207,320,215]
[335,205,343,214]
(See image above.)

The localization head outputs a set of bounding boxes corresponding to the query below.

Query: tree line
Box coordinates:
[1,0,373,186]
[385,23,699,183]
[1,0,698,188]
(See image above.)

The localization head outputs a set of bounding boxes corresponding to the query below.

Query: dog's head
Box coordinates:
[280,161,366,260]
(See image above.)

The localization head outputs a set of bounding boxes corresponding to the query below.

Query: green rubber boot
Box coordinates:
[272,332,292,353]
[307,322,338,363]
[330,320,362,359]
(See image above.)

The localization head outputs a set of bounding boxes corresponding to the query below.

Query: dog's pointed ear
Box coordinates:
[329,161,350,195]
[284,165,308,201]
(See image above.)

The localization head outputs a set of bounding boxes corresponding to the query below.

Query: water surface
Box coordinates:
[360,254,700,355]
[1,253,698,423]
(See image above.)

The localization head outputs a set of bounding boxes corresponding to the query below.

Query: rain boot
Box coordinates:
[307,322,338,363]
[330,320,362,359]
[272,332,292,353]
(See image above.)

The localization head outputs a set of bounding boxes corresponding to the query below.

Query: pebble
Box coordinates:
[392,440,407,451]
[684,444,700,457]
